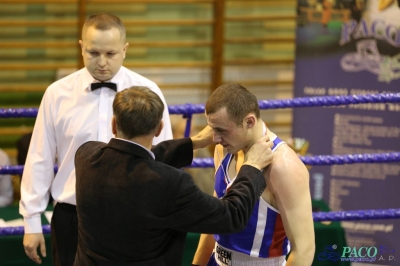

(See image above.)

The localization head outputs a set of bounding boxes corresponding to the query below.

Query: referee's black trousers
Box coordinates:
[51,202,78,266]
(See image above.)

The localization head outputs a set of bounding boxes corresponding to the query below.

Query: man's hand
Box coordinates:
[191,125,214,150]
[23,233,46,264]
[243,135,273,170]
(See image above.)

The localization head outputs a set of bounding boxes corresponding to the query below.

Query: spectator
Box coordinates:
[0,149,13,207]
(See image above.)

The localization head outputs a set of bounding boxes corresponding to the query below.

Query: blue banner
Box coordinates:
[294,1,400,265]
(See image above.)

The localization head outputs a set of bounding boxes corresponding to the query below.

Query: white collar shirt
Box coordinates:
[114,138,155,160]
[20,66,172,233]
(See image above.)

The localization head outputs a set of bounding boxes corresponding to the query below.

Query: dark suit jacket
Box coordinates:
[74,138,266,266]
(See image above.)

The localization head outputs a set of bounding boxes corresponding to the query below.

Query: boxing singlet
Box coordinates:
[213,136,290,260]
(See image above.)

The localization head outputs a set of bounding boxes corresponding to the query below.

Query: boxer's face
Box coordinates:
[206,107,249,154]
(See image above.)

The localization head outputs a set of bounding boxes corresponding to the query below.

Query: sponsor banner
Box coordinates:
[294,1,400,264]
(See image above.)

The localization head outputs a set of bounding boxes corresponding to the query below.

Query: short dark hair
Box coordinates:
[113,86,164,139]
[205,83,260,126]
[82,13,126,43]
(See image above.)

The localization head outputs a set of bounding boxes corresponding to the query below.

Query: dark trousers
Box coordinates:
[51,203,78,266]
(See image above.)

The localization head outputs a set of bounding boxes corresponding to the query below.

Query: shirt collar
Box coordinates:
[114,137,155,159]
[81,67,124,92]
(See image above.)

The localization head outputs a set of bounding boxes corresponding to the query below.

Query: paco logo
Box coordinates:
[318,244,396,263]
[318,244,340,261]
[342,246,377,260]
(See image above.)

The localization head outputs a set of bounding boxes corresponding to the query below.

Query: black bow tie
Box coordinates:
[91,82,117,92]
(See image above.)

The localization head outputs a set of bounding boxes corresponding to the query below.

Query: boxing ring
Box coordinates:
[1,91,400,237]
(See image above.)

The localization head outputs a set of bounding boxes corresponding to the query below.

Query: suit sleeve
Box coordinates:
[151,138,193,169]
[165,165,266,234]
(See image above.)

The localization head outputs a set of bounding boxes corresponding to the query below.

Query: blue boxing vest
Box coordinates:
[214,136,290,258]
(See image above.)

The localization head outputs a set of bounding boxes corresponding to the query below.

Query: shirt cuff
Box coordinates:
[24,215,43,233]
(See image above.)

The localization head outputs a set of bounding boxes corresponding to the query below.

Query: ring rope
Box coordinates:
[1,92,400,118]
[1,208,400,236]
[1,151,400,174]
[188,152,400,168]
[312,208,400,222]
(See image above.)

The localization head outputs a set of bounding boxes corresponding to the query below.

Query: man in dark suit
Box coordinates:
[74,86,274,266]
